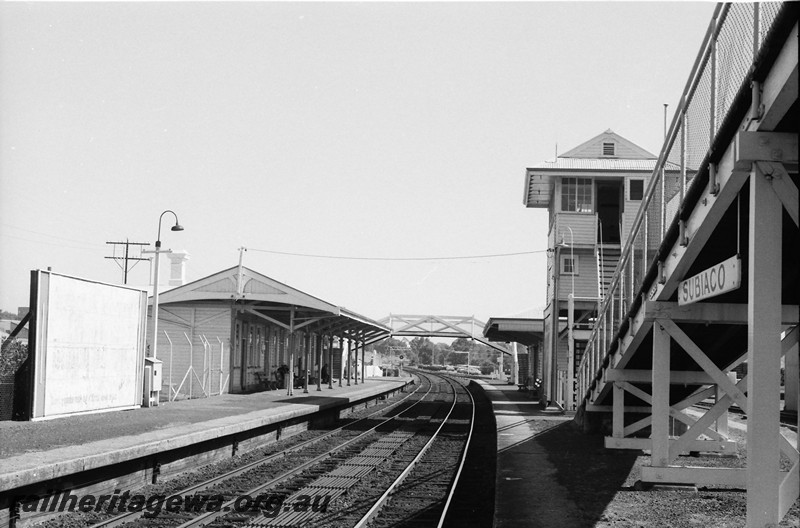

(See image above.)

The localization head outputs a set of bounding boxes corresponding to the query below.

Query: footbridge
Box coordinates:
[379,314,509,354]
[574,4,798,526]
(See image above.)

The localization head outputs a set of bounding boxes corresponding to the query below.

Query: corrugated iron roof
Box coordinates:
[528,158,680,171]
[523,158,685,208]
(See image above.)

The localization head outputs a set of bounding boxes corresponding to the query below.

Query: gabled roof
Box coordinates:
[559,129,656,159]
[153,266,391,339]
[155,265,339,315]
[523,129,663,208]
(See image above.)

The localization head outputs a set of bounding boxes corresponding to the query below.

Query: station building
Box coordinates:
[523,130,682,410]
[147,265,389,399]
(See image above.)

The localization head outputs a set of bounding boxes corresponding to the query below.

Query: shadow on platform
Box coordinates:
[496,420,638,528]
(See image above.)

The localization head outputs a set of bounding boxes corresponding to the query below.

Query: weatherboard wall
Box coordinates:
[149,303,232,398]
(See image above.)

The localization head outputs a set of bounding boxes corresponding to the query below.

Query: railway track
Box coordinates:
[42,372,455,528]
[36,371,494,528]
[694,401,798,431]
[238,371,477,528]
[29,380,423,528]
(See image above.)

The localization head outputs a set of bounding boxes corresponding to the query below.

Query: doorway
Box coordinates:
[596,181,622,244]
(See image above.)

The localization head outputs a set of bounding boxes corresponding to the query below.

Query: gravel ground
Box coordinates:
[527,418,799,528]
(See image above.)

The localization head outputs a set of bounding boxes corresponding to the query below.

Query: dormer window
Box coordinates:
[602,142,615,156]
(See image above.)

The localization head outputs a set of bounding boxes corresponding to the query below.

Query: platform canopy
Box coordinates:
[482,317,544,347]
[153,265,390,340]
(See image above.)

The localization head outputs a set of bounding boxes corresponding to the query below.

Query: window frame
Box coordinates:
[602,142,616,156]
[628,178,644,201]
[560,177,593,213]
[560,254,579,275]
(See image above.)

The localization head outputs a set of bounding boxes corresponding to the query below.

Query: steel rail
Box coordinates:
[436,375,476,528]
[352,373,468,528]
[88,380,425,528]
[171,374,435,528]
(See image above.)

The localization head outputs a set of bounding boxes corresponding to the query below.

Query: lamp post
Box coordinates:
[149,210,184,360]
[563,226,575,411]
[564,226,575,296]
[545,245,557,407]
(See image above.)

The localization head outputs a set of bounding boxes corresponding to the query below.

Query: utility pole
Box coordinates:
[105,239,150,284]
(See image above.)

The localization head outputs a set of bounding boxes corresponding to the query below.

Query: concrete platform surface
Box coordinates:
[0,377,409,492]
[473,380,582,528]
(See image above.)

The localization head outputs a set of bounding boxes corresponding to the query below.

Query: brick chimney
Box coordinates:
[167,250,190,287]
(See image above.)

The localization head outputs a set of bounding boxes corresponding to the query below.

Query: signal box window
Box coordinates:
[561,255,578,275]
[629,179,644,201]
[561,178,593,213]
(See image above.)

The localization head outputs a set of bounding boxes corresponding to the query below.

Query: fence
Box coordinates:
[577,2,789,404]
[161,330,229,402]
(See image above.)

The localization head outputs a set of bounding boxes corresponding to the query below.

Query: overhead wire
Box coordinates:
[1,227,104,251]
[245,247,547,261]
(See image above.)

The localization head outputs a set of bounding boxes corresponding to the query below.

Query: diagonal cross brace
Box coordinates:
[758,161,799,227]
[660,319,748,409]
[617,382,726,441]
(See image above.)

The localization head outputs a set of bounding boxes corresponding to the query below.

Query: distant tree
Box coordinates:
[451,337,472,351]
[480,361,495,375]
[372,337,415,365]
[373,337,408,356]
[410,337,434,365]
[0,339,27,376]
[432,342,450,365]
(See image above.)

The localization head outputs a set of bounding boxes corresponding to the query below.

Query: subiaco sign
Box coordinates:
[678,256,741,306]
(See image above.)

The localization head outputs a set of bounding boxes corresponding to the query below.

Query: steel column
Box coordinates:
[651,321,671,467]
[353,335,358,385]
[567,294,575,410]
[338,335,343,387]
[612,382,624,439]
[746,165,783,526]
[511,342,518,386]
[328,334,334,389]
[287,332,295,396]
[361,338,366,383]
[303,332,309,394]
[715,373,733,436]
[346,337,352,387]
[316,334,322,392]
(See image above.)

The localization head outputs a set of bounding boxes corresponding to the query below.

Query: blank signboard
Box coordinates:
[29,270,147,420]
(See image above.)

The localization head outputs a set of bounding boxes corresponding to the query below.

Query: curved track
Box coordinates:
[42,372,488,528]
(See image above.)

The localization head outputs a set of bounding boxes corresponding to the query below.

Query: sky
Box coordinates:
[0,1,718,324]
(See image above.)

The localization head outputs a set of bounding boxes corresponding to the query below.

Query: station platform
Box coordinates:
[0,377,411,493]
[473,380,591,528]
[476,380,799,527]
[478,380,619,528]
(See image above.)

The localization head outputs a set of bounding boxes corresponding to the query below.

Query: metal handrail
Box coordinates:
[576,2,787,403]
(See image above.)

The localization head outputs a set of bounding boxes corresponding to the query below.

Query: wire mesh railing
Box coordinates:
[577,2,790,405]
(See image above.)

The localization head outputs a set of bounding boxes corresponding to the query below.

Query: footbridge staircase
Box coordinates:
[575,4,798,525]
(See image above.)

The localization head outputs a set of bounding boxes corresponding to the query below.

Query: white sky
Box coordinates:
[0,1,717,324]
